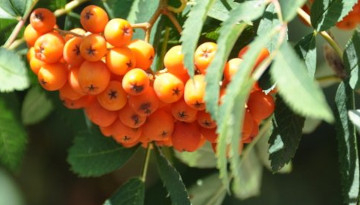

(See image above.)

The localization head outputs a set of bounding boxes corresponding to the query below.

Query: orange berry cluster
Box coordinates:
[301,0,360,30]
[25,5,275,153]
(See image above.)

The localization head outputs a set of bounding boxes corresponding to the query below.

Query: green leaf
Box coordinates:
[175,142,217,168]
[205,0,267,124]
[108,0,135,19]
[181,0,216,77]
[21,86,53,125]
[257,4,283,53]
[104,178,144,205]
[67,127,138,177]
[344,31,360,90]
[0,47,29,92]
[233,149,263,200]
[348,110,360,133]
[271,42,334,122]
[311,0,358,31]
[36,0,66,11]
[0,19,17,45]
[216,24,276,189]
[268,97,305,172]
[279,0,306,22]
[154,146,191,205]
[207,0,239,21]
[0,93,27,171]
[0,168,25,205]
[0,0,32,19]
[295,33,317,78]
[334,82,360,204]
[188,173,226,205]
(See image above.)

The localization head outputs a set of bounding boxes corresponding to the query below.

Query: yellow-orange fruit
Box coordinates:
[153,73,184,103]
[97,81,127,111]
[164,45,188,76]
[184,74,206,110]
[128,39,155,70]
[194,42,217,74]
[63,37,84,66]
[106,47,136,76]
[172,122,202,152]
[80,34,108,62]
[34,32,64,63]
[78,61,111,95]
[38,63,68,91]
[85,100,117,127]
[111,119,142,144]
[30,8,56,34]
[24,24,42,46]
[128,87,160,116]
[80,5,109,33]
[118,103,147,128]
[142,109,174,141]
[122,68,150,95]
[104,18,133,47]
[171,98,198,122]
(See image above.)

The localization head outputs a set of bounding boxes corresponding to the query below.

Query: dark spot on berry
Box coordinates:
[201,48,211,58]
[73,45,80,56]
[86,46,96,56]
[108,90,117,99]
[193,101,204,109]
[172,87,181,96]
[203,120,212,127]
[126,61,132,68]
[123,135,130,141]
[178,111,187,119]
[140,103,151,114]
[40,79,47,86]
[84,11,93,20]
[149,55,154,61]
[130,83,144,93]
[123,26,131,35]
[131,114,140,125]
[87,84,97,92]
[35,13,44,21]
[161,131,168,137]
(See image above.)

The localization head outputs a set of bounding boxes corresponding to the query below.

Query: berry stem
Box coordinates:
[141,144,152,182]
[54,0,90,17]
[162,9,183,34]
[297,8,344,60]
[3,0,40,48]
[167,0,188,13]
[53,28,84,37]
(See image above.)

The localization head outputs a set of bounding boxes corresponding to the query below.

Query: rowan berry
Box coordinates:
[85,100,117,127]
[111,120,142,144]
[128,87,160,116]
[24,24,42,47]
[122,68,150,95]
[30,8,56,34]
[118,103,147,128]
[104,18,133,47]
[164,45,188,76]
[64,28,86,41]
[171,98,198,122]
[199,127,217,143]
[153,73,184,103]
[59,81,84,100]
[97,81,127,111]
[80,34,107,62]
[80,5,109,33]
[224,58,243,82]
[34,32,64,63]
[172,122,202,152]
[78,61,111,95]
[37,63,68,91]
[247,91,275,123]
[63,37,84,66]
[184,74,206,110]
[28,47,45,74]
[106,47,136,76]
[194,42,217,74]
[128,40,155,70]
[197,111,216,129]
[61,95,95,110]
[142,109,174,141]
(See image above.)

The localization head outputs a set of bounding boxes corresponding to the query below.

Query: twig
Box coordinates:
[141,145,152,182]
[167,0,188,13]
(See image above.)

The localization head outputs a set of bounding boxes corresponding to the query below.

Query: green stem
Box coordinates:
[141,145,152,182]
[54,0,90,17]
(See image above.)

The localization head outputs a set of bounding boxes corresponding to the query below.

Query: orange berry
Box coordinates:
[80,34,107,62]
[68,67,86,95]
[238,46,269,69]
[104,18,133,47]
[63,37,84,66]
[128,87,160,116]
[128,40,155,70]
[122,68,150,95]
[241,109,254,141]
[153,73,184,103]
[30,8,56,33]
[78,61,111,95]
[142,109,174,141]
[118,103,147,128]
[200,127,217,143]
[61,95,95,109]
[197,111,216,129]
[97,81,127,111]
[106,47,136,75]
[80,5,109,33]
[34,32,64,63]
[100,125,113,137]
[164,45,188,76]
[184,74,206,110]
[59,81,84,100]
[247,91,275,123]
[156,136,173,147]
[28,47,45,74]
[224,58,243,82]
[24,24,42,46]
[111,119,142,144]
[194,42,217,74]
[171,98,198,122]
[85,100,117,127]
[38,63,68,91]
[172,122,201,152]
[64,28,86,41]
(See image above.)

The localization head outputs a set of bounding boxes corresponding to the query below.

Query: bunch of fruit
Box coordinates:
[25,5,275,153]
[302,0,360,30]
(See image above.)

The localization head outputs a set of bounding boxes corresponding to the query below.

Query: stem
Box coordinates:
[240,117,273,163]
[167,0,188,13]
[271,0,284,23]
[131,23,150,30]
[145,8,163,43]
[54,0,90,17]
[316,75,342,83]
[297,8,343,59]
[54,28,84,37]
[141,145,152,182]
[156,27,171,71]
[162,10,183,34]
[3,0,39,48]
